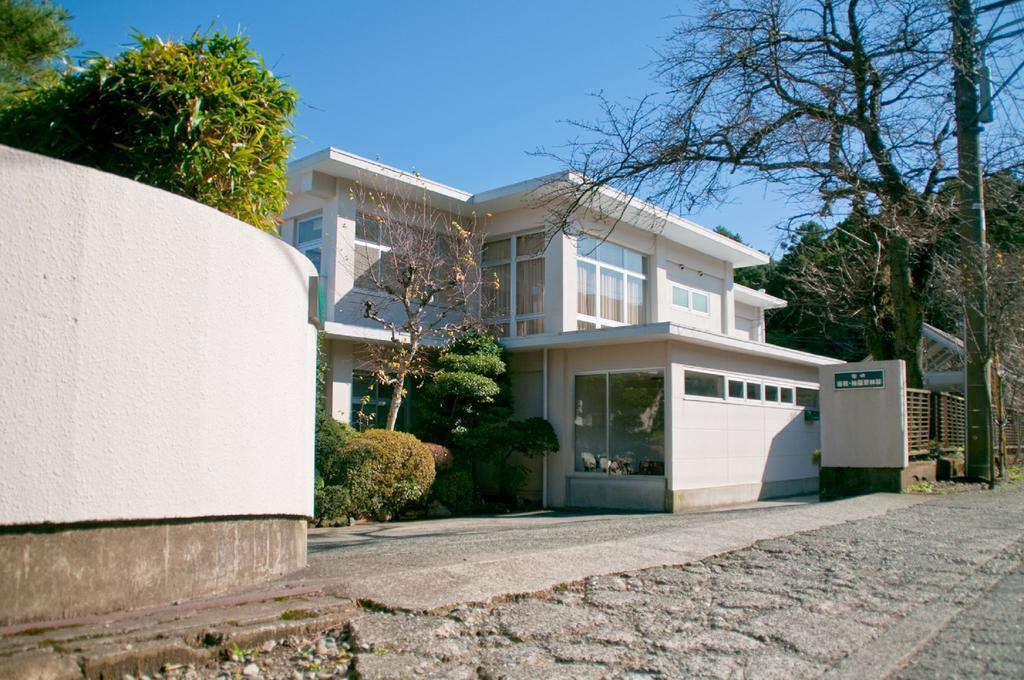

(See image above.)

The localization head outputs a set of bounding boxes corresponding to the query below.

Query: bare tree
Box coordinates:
[349,180,484,430]
[550,0,1024,386]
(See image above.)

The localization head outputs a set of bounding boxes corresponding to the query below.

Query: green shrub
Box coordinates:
[0,30,296,232]
[432,468,474,515]
[338,430,436,521]
[313,476,353,527]
[313,407,356,526]
[315,406,355,480]
[457,416,559,499]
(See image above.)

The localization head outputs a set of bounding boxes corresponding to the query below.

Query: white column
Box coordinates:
[653,236,671,323]
[324,179,357,324]
[328,340,354,423]
[547,231,577,333]
[722,264,736,336]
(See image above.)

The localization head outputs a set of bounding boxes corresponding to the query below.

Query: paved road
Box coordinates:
[300,494,925,610]
[338,486,1024,679]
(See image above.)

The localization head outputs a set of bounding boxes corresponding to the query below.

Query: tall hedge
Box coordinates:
[0,30,296,232]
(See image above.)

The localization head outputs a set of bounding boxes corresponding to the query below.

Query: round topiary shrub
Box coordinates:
[432,468,474,515]
[339,430,436,521]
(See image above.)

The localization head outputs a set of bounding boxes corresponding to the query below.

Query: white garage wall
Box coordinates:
[0,146,317,525]
[670,344,821,491]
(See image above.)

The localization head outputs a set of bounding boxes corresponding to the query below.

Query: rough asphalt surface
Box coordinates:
[178,484,1024,680]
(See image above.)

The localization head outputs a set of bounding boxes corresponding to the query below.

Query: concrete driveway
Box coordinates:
[294,493,925,611]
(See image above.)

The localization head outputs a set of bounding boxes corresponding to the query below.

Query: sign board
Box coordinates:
[834,370,884,390]
[804,409,820,422]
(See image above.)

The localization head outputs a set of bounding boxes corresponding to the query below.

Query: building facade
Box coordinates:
[284,148,842,511]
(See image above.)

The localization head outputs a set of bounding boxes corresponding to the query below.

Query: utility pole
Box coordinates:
[951,0,994,485]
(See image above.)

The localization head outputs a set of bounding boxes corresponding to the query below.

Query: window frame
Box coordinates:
[685,368,814,410]
[681,368,728,402]
[671,283,712,317]
[294,213,324,273]
[576,236,648,329]
[573,367,666,478]
[352,213,393,294]
[481,230,546,337]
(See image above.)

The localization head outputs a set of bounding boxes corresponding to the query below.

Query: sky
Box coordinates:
[60,0,806,255]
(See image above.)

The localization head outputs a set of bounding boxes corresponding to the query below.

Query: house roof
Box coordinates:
[287,148,770,268]
[501,321,842,367]
[734,284,787,309]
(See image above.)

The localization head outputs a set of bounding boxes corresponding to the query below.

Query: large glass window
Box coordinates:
[482,233,545,336]
[574,371,665,476]
[295,215,323,273]
[577,236,646,329]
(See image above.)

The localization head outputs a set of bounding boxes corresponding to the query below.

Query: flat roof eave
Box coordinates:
[501,322,842,367]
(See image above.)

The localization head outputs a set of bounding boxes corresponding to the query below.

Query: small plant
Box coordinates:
[811,449,822,467]
[279,609,317,621]
[226,642,255,661]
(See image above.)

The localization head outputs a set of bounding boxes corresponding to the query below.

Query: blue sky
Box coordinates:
[60,0,799,255]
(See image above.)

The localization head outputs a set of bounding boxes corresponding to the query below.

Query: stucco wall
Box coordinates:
[670,343,821,492]
[0,146,317,525]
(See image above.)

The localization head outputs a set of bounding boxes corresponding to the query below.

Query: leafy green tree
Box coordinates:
[415,331,559,503]
[0,30,296,232]
[0,0,76,104]
[415,331,510,446]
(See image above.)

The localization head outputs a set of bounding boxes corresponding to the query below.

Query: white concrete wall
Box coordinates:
[0,146,317,525]
[669,344,822,492]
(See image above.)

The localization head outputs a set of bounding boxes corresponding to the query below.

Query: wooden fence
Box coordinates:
[904,388,1024,456]
[905,389,967,454]
[906,389,932,454]
[934,392,966,452]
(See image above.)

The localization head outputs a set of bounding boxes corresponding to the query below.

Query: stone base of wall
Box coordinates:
[566,475,667,512]
[668,477,819,512]
[819,467,903,500]
[0,516,306,626]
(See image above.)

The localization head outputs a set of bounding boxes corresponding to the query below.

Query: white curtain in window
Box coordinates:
[600,268,624,322]
[482,263,510,319]
[516,258,544,316]
[627,276,644,325]
[577,261,596,317]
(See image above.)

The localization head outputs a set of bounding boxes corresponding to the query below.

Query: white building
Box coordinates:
[284,148,842,511]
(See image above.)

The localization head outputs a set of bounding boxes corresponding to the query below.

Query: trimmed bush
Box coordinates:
[432,468,474,515]
[339,430,436,521]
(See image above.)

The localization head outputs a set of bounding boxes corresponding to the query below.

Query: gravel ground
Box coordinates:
[131,483,1024,679]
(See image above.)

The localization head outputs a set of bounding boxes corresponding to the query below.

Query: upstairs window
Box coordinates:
[353,214,392,291]
[482,232,545,336]
[295,215,323,273]
[672,284,710,315]
[577,236,646,330]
